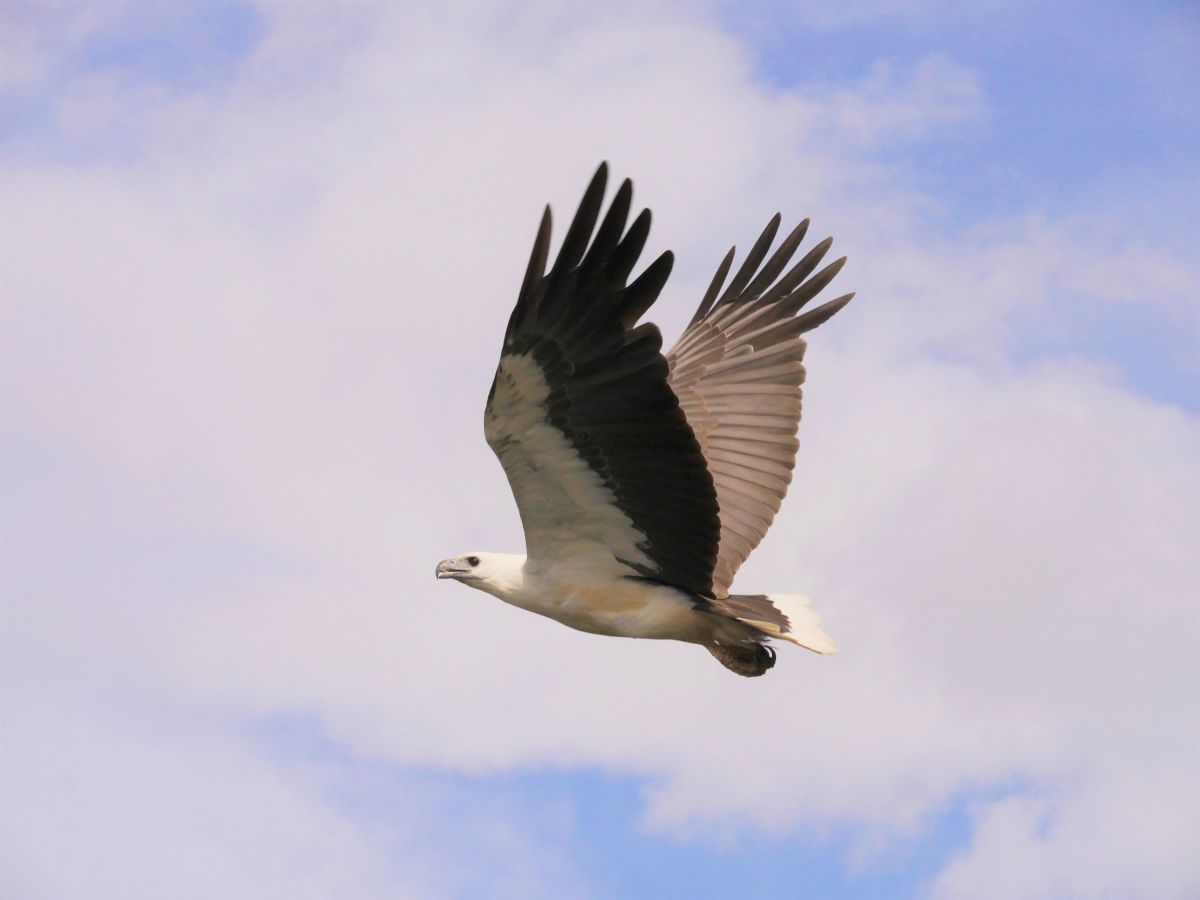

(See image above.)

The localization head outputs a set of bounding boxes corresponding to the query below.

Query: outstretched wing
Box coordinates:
[666,216,852,598]
[485,164,721,596]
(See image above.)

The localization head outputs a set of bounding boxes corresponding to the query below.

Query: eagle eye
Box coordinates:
[467,556,480,567]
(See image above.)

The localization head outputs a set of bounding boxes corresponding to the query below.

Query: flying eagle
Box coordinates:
[436,164,852,676]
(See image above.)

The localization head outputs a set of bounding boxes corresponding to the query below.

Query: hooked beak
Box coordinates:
[435,559,467,580]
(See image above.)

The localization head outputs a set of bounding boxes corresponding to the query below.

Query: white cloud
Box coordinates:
[1,679,585,899]
[818,55,984,148]
[3,2,1197,897]
[2,687,390,899]
[930,766,1200,899]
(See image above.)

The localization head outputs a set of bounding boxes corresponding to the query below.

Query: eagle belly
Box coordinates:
[513,568,707,641]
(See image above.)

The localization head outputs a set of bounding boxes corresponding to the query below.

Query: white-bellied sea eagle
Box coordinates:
[436,164,852,677]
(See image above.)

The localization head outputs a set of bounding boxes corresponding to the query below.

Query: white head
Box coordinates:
[435,552,526,600]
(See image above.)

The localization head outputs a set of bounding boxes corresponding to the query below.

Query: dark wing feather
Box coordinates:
[486,164,721,595]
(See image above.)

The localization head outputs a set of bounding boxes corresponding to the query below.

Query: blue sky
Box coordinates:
[735,1,1198,214]
[727,0,1199,412]
[2,3,1197,898]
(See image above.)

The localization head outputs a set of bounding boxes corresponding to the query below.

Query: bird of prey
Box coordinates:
[436,164,852,676]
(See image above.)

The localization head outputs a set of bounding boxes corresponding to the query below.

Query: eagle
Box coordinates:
[436,164,852,676]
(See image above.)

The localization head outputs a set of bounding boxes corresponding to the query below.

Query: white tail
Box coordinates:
[730,593,838,655]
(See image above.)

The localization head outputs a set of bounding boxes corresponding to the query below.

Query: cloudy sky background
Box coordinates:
[2,2,1197,897]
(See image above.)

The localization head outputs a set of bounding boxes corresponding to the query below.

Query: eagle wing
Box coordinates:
[485,165,721,596]
[666,216,852,599]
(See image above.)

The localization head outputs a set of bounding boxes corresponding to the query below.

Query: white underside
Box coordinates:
[505,564,716,641]
[467,553,821,648]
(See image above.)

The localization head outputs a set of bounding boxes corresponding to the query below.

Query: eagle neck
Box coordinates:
[478,554,529,604]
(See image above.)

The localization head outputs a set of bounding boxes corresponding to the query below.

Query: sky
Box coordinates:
[1,2,1197,898]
